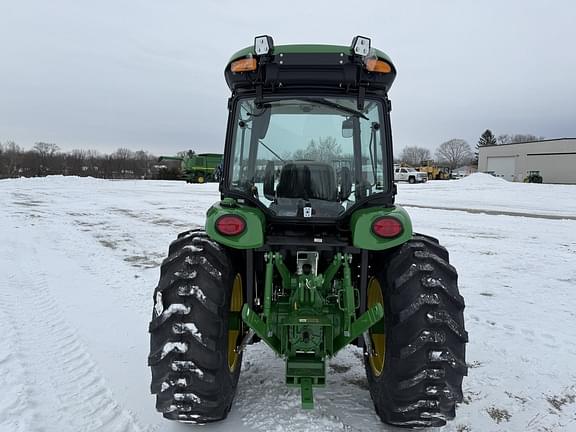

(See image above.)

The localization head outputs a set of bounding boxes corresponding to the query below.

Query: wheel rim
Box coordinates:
[227,274,243,373]
[367,277,386,376]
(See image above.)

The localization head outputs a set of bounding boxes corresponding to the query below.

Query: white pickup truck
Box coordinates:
[394,167,428,183]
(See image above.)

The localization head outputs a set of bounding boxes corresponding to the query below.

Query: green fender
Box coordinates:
[205,198,265,249]
[350,205,413,250]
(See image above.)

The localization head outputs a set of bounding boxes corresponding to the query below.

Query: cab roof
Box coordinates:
[225,42,397,94]
[228,44,393,65]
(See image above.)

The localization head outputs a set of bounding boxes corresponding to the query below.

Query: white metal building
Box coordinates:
[478,138,576,184]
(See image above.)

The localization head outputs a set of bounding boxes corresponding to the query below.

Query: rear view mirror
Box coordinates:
[342,118,353,138]
[339,166,352,201]
[264,161,275,201]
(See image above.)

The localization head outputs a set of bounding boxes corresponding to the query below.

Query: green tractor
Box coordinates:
[524,170,543,183]
[148,36,467,428]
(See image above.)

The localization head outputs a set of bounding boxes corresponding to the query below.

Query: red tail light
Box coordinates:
[216,215,246,236]
[372,217,403,238]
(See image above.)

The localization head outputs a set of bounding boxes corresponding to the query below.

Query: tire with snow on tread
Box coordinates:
[365,234,468,428]
[148,229,242,423]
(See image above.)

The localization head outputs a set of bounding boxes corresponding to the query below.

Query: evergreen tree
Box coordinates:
[478,129,497,147]
[474,129,497,164]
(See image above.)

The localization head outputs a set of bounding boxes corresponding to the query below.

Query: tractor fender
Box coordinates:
[205,199,265,249]
[350,205,413,250]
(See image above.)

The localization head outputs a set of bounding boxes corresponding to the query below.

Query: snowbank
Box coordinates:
[455,172,508,185]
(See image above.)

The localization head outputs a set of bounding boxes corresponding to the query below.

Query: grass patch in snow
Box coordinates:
[486,406,512,424]
[546,390,576,412]
[462,390,482,405]
[98,239,119,250]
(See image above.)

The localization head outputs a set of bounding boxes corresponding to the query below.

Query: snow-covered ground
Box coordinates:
[1,174,575,432]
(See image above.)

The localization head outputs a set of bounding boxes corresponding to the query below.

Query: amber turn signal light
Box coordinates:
[231,58,257,73]
[365,58,392,73]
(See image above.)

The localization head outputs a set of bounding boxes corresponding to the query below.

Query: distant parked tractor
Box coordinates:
[524,170,543,183]
[159,152,223,183]
[148,36,467,428]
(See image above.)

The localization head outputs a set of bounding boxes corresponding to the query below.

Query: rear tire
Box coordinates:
[365,234,468,427]
[408,176,416,184]
[148,230,243,423]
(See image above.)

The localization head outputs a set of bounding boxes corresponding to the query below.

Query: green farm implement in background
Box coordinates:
[149,36,467,428]
[159,152,222,183]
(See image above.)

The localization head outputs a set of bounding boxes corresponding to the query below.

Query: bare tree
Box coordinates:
[293,136,342,160]
[496,134,511,145]
[497,133,544,144]
[85,149,102,177]
[399,146,431,167]
[33,142,60,175]
[435,139,473,170]
[67,149,89,176]
[0,141,24,178]
[111,148,135,178]
[134,150,155,178]
[33,142,60,158]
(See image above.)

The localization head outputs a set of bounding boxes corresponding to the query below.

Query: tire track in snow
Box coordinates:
[0,274,37,432]
[3,239,146,432]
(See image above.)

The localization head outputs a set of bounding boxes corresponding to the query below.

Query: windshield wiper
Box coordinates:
[258,140,284,162]
[294,98,368,120]
[255,97,368,120]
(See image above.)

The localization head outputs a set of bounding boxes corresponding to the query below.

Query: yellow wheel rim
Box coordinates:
[197,176,205,183]
[367,277,386,376]
[227,274,243,373]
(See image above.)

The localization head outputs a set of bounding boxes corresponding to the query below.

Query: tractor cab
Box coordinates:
[221,36,397,223]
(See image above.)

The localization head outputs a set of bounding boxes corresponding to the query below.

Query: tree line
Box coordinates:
[0,141,162,179]
[398,130,544,170]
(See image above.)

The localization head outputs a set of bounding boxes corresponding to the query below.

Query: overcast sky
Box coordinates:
[1,1,575,156]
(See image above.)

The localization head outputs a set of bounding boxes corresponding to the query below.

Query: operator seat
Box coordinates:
[276,162,338,201]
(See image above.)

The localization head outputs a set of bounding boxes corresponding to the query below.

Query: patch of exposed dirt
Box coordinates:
[345,377,369,391]
[329,364,351,374]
